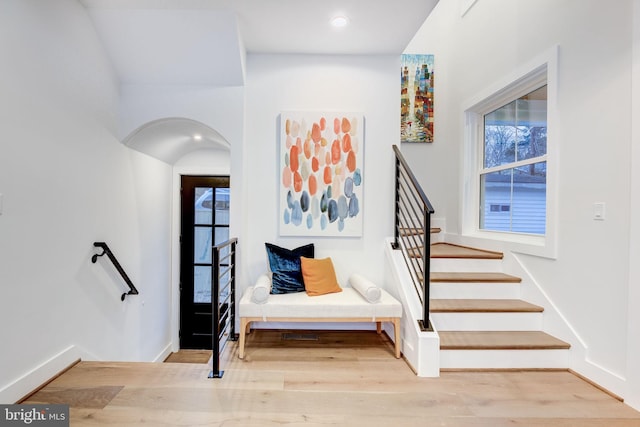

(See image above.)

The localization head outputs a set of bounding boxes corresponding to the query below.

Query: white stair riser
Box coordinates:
[432,312,543,331]
[430,233,444,243]
[431,283,520,299]
[431,258,504,273]
[440,349,569,369]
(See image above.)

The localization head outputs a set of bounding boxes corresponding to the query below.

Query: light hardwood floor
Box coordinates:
[23,330,640,426]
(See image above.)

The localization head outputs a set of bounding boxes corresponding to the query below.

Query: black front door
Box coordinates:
[180,175,230,349]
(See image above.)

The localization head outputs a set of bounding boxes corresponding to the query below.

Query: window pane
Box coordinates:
[484,101,517,168]
[480,170,512,231]
[480,162,546,235]
[195,187,213,225]
[512,162,546,234]
[194,265,211,303]
[194,226,212,264]
[214,188,230,225]
[212,228,230,264]
[214,226,230,246]
[516,85,547,162]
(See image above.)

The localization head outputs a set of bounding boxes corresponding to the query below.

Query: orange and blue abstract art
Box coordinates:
[279,112,364,237]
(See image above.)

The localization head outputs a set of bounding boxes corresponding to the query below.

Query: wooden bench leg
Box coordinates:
[376,321,382,334]
[393,318,401,359]
[238,318,250,359]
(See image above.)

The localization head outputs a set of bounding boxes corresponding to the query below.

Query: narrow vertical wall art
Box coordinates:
[279,112,364,237]
[401,54,435,143]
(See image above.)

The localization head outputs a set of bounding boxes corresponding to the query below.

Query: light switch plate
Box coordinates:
[594,202,605,220]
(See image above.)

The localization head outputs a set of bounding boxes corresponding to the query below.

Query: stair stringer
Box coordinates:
[383,238,440,377]
[506,252,626,397]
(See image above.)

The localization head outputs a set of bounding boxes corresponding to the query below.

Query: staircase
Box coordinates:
[426,240,570,369]
[391,145,569,372]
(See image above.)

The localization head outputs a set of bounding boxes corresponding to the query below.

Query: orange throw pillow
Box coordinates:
[300,257,343,296]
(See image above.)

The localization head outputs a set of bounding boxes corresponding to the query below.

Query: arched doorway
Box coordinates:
[123,117,232,350]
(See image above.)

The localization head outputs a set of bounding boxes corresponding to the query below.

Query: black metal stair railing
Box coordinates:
[391,145,434,331]
[209,237,238,379]
[91,242,139,301]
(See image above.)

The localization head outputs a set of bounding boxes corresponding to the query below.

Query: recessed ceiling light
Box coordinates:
[193,134,202,141]
[330,15,349,28]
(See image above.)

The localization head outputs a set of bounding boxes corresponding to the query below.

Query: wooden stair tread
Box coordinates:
[431,299,543,313]
[430,242,503,259]
[416,271,521,284]
[439,331,571,350]
[431,272,521,283]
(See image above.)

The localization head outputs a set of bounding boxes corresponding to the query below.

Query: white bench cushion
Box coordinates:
[239,286,402,320]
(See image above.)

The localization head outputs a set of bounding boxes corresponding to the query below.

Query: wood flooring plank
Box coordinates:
[26,385,123,409]
[20,331,638,426]
[164,350,212,364]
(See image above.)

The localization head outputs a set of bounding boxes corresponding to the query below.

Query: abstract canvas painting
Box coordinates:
[279,112,364,237]
[401,54,435,143]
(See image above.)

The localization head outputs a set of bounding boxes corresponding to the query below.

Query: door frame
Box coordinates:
[170,166,230,355]
[179,175,230,349]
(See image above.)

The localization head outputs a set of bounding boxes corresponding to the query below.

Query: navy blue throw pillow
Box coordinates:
[265,243,314,294]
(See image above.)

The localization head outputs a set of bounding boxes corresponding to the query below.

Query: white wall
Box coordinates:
[406,0,636,403]
[0,0,173,403]
[118,85,242,351]
[119,84,244,146]
[627,0,640,411]
[240,54,400,292]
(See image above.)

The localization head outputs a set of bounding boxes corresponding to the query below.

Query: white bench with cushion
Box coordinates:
[238,272,403,359]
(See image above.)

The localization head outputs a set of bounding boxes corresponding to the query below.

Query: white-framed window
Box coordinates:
[462,47,558,258]
[480,84,547,234]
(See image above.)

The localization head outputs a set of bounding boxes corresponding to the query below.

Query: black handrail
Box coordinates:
[91,242,139,301]
[392,145,434,331]
[209,237,238,379]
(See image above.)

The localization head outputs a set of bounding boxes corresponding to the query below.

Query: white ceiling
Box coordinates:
[123,118,230,164]
[81,0,439,86]
[79,0,439,163]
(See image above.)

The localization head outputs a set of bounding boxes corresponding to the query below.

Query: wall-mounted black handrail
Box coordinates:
[392,145,434,332]
[209,237,238,379]
[92,242,139,302]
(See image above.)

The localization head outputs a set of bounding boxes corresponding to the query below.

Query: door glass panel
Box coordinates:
[219,269,231,298]
[194,226,212,264]
[195,187,213,225]
[214,226,230,246]
[193,265,211,303]
[215,188,230,225]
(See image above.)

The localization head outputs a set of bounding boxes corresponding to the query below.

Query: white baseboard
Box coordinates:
[0,342,176,403]
[570,356,627,403]
[0,346,81,404]
[153,343,174,363]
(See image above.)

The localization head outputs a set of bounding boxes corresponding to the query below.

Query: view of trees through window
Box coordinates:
[480,85,548,235]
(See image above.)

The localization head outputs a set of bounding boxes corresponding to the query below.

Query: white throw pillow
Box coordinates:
[251,274,272,304]
[349,274,382,303]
